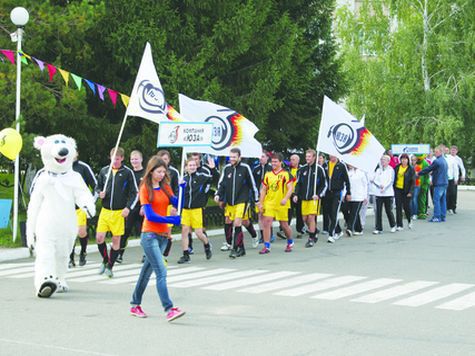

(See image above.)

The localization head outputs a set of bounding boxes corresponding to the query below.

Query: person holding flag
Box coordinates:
[215,148,259,258]
[293,149,327,248]
[323,155,351,243]
[95,147,138,278]
[258,153,296,254]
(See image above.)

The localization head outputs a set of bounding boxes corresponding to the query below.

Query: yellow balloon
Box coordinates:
[0,128,23,160]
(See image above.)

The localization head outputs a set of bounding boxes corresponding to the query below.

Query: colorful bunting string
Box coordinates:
[0,49,160,113]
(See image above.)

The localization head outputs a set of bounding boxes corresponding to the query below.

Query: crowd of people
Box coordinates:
[33,143,466,321]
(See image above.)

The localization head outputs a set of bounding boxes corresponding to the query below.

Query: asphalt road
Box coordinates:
[0,191,474,356]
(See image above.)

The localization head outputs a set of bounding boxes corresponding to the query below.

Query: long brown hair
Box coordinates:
[140,156,172,203]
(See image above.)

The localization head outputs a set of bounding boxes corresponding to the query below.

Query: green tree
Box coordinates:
[335,0,474,168]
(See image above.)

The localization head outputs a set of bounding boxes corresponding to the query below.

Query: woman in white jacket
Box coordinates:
[345,165,368,236]
[372,155,396,234]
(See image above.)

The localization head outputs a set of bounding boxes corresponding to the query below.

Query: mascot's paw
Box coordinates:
[37,279,58,298]
[57,281,69,293]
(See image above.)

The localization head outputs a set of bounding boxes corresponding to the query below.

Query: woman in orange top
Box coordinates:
[130,156,185,322]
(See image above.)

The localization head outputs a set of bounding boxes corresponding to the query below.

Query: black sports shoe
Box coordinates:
[116,255,123,264]
[79,252,87,267]
[235,246,246,257]
[177,255,191,264]
[205,246,212,260]
[305,238,317,248]
[276,231,286,240]
[229,249,238,259]
[68,258,76,268]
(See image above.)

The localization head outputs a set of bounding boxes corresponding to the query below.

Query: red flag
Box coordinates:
[46,63,57,82]
[0,50,15,65]
[107,88,118,108]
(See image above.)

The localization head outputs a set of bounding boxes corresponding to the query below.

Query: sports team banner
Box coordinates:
[391,144,430,155]
[126,42,169,123]
[157,122,213,147]
[178,93,262,158]
[317,96,385,173]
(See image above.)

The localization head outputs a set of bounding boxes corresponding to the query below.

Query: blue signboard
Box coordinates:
[0,199,12,229]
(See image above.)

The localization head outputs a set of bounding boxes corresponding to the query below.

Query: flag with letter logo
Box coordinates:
[126,42,168,123]
[178,94,262,158]
[317,96,385,172]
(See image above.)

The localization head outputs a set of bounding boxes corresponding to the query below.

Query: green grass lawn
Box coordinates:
[0,172,27,248]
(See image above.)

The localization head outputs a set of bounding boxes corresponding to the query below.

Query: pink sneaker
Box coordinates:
[130,305,147,318]
[285,242,294,253]
[166,307,185,322]
[259,247,270,255]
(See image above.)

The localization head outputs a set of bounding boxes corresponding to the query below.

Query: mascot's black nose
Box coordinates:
[58,148,69,157]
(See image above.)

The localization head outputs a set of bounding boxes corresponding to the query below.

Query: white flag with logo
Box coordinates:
[126,42,168,123]
[178,94,263,158]
[317,96,385,172]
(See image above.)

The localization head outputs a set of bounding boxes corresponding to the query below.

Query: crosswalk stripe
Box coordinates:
[70,264,143,282]
[169,270,268,288]
[393,283,475,307]
[0,263,32,271]
[351,281,439,304]
[101,266,205,285]
[203,271,301,291]
[166,268,235,284]
[7,263,101,279]
[311,278,401,300]
[238,273,334,294]
[0,266,34,277]
[275,275,367,297]
[436,291,475,311]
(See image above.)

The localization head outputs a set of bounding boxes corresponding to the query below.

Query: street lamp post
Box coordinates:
[10,7,29,242]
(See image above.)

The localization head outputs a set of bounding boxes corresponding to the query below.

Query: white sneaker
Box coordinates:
[396,226,404,231]
[390,226,397,233]
[353,231,364,236]
[251,236,259,248]
[220,242,232,251]
[335,232,343,240]
[408,222,413,229]
[412,215,418,220]
[327,236,335,243]
[372,230,382,235]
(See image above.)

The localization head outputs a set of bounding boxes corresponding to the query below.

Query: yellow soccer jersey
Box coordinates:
[290,167,298,189]
[262,169,295,209]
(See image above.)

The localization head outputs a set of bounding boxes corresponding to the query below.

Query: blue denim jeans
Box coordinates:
[411,186,420,216]
[433,185,448,220]
[131,232,173,311]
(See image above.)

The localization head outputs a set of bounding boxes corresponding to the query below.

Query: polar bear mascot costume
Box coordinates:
[27,134,96,298]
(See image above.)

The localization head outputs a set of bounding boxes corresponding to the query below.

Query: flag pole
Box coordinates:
[102,111,129,193]
[177,147,186,215]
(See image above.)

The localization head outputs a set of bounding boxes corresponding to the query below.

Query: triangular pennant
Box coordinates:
[20,51,31,60]
[0,50,15,65]
[85,79,96,95]
[71,73,82,90]
[46,63,57,82]
[107,88,118,108]
[97,84,106,101]
[32,57,45,71]
[20,55,28,65]
[58,68,70,86]
[120,94,130,107]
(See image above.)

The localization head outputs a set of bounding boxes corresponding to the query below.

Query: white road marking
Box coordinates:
[238,273,333,294]
[203,271,300,291]
[436,291,475,311]
[169,270,268,288]
[311,278,401,300]
[393,283,474,307]
[275,276,367,297]
[352,281,439,303]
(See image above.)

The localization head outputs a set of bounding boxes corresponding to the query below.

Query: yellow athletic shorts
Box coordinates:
[262,204,288,221]
[76,208,87,226]
[97,208,125,236]
[224,203,247,221]
[301,200,321,216]
[182,208,204,229]
[167,205,173,228]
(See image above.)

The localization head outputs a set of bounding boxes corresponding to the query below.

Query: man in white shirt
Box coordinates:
[446,145,466,214]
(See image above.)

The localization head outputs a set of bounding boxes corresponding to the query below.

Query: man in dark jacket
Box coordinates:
[417,145,448,222]
[322,155,351,243]
[95,147,138,277]
[293,149,327,248]
[215,148,259,258]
